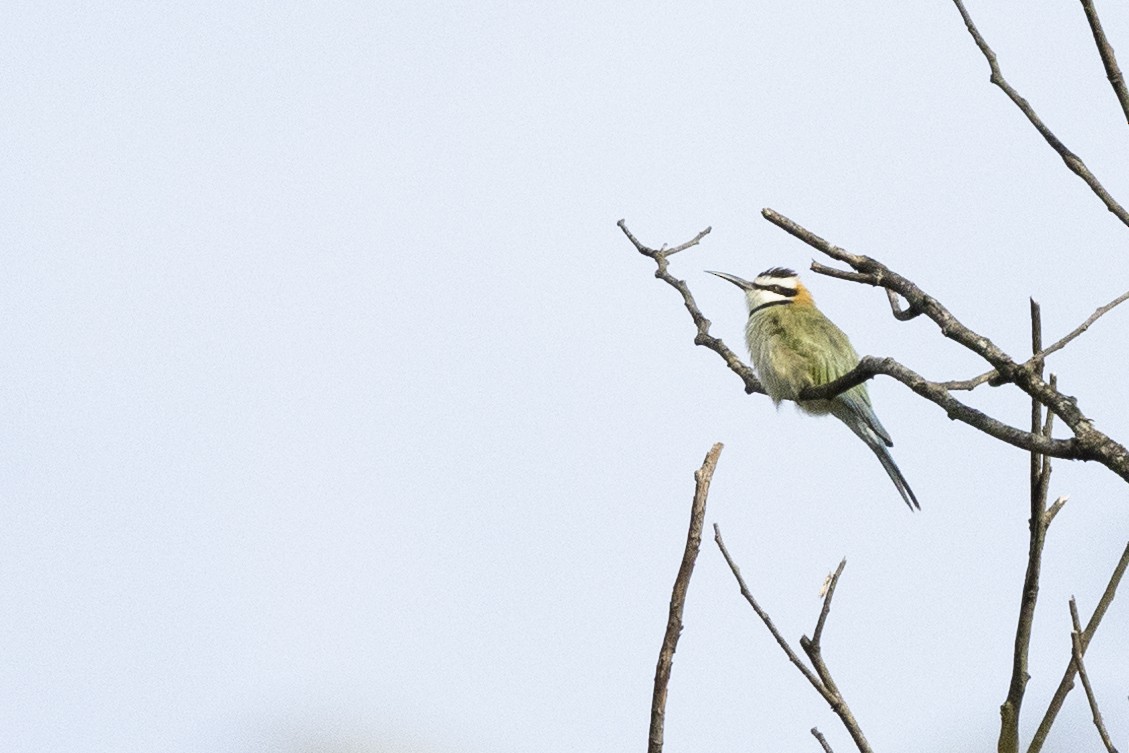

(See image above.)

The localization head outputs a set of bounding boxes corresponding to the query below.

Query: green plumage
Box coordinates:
[707,267,919,509]
[747,303,893,446]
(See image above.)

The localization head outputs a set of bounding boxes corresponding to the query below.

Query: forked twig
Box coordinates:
[1029,541,1129,753]
[1069,597,1120,753]
[714,527,872,753]
[618,220,764,396]
[808,262,919,319]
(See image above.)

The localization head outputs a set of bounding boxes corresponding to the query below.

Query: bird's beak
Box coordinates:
[706,270,755,290]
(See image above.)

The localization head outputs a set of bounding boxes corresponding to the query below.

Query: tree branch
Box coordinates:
[618,220,764,396]
[799,562,871,753]
[713,524,831,702]
[812,559,847,647]
[809,262,919,320]
[1040,288,1129,360]
[797,356,1077,461]
[1029,540,1129,753]
[942,287,1129,392]
[1080,0,1129,125]
[950,0,1129,228]
[649,443,724,753]
[812,728,836,753]
[714,527,872,753]
[998,304,1054,753]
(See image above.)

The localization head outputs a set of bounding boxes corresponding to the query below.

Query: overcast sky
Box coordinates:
[3,2,1129,752]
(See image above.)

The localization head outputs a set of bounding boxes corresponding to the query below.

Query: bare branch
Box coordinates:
[950,0,1129,228]
[810,262,878,286]
[662,227,714,257]
[649,443,723,753]
[812,559,847,648]
[618,220,765,396]
[713,526,872,753]
[885,287,921,321]
[712,524,830,701]
[618,220,711,259]
[1040,288,1129,360]
[1080,0,1129,125]
[761,207,1022,374]
[812,728,836,753]
[761,208,1129,485]
[810,263,919,320]
[1069,597,1121,753]
[763,209,1029,374]
[1043,495,1069,528]
[939,371,996,392]
[799,562,871,753]
[998,304,1052,753]
[796,356,1078,462]
[1029,541,1129,753]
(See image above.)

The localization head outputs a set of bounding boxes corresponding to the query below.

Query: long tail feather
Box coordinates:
[866,439,920,511]
[832,405,921,511]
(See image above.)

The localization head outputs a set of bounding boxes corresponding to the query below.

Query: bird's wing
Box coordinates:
[807,315,895,447]
[836,388,894,447]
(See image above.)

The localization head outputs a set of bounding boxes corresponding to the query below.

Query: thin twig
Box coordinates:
[810,262,878,286]
[1029,541,1129,753]
[1044,494,1069,528]
[1069,597,1121,753]
[798,563,871,753]
[714,527,872,753]
[661,227,714,256]
[1080,0,1129,125]
[810,263,919,319]
[944,288,1129,391]
[884,288,921,321]
[812,727,836,753]
[618,220,765,396]
[812,559,847,647]
[712,524,831,701]
[951,0,1129,228]
[940,371,997,391]
[1040,288,1129,360]
[649,443,724,753]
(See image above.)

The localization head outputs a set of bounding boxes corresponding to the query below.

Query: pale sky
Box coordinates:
[3,2,1128,752]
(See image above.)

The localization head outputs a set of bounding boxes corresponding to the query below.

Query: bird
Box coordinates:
[707,267,920,511]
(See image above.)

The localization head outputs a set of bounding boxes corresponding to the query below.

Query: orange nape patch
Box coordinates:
[793,281,814,307]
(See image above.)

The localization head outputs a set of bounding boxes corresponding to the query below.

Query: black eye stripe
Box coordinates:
[753,282,798,297]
